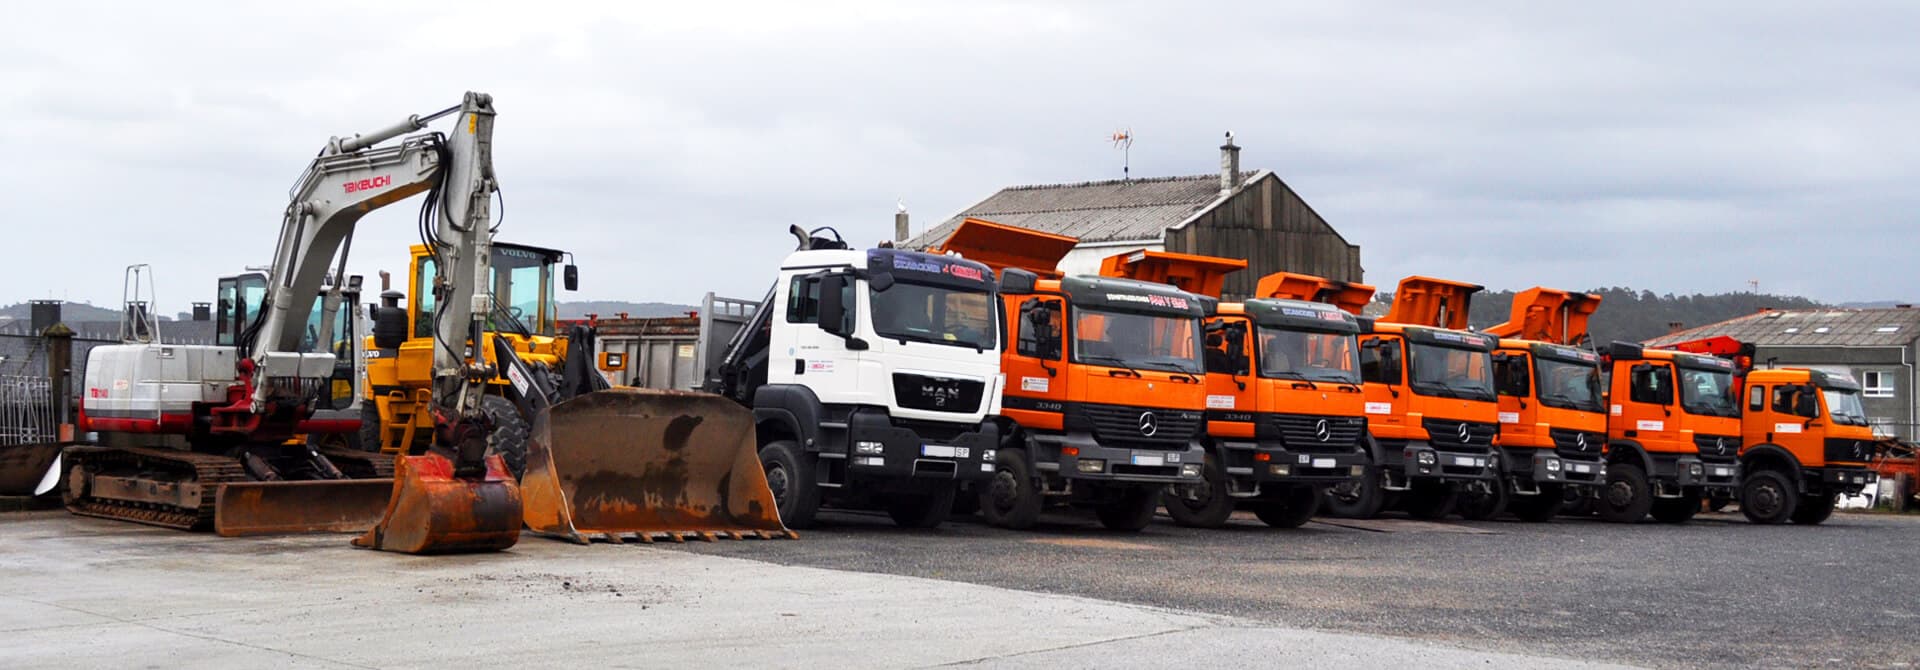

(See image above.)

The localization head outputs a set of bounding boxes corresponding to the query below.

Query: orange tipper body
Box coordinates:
[934,218,1210,530]
[1660,335,1879,524]
[1482,287,1609,517]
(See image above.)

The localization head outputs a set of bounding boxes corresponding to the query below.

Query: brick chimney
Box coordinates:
[29,299,60,334]
[894,201,909,243]
[191,302,212,321]
[1220,132,1242,195]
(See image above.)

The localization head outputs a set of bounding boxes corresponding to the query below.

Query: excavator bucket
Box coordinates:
[212,478,396,536]
[521,387,795,544]
[351,453,522,554]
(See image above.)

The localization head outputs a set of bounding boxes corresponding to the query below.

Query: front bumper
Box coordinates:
[1219,441,1365,484]
[1673,456,1740,491]
[1396,442,1498,482]
[1037,432,1206,484]
[1810,466,1876,495]
[1496,447,1606,487]
[844,414,999,482]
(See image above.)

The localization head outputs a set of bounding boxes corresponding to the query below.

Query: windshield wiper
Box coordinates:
[1268,370,1321,390]
[1081,354,1144,378]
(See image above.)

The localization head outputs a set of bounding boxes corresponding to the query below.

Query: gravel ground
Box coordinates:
[682,508,1920,669]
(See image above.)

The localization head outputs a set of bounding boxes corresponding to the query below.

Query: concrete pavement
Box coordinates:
[0,512,1629,669]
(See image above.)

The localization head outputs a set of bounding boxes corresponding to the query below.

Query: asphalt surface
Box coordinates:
[681,507,1920,669]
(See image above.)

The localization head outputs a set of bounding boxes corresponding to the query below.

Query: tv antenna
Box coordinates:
[1747,279,1760,293]
[1110,128,1133,180]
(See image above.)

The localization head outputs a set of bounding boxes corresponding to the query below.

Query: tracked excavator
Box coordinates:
[62,93,786,552]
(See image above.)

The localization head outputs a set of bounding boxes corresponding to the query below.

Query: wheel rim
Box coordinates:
[1605,479,1635,508]
[987,470,1020,513]
[765,462,791,505]
[1178,478,1215,509]
[1750,480,1785,518]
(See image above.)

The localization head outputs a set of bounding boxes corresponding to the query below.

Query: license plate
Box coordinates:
[1452,456,1478,467]
[922,445,967,458]
[1712,466,1731,477]
[1312,458,1335,468]
[1132,453,1166,467]
[1571,463,1592,474]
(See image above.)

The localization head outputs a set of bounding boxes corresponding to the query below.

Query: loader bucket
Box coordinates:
[521,387,795,543]
[212,479,396,537]
[351,453,521,554]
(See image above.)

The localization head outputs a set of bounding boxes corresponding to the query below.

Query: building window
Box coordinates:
[1863,371,1895,398]
[1876,326,1901,333]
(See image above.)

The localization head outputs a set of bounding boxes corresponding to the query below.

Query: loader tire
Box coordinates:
[1511,484,1564,522]
[479,395,529,480]
[1252,484,1320,528]
[759,440,821,529]
[980,447,1043,530]
[1324,466,1386,519]
[1650,492,1701,523]
[1403,480,1457,520]
[1095,485,1160,532]
[1597,463,1653,523]
[1791,493,1837,525]
[356,401,384,453]
[886,485,957,529]
[1740,469,1797,525]
[1163,457,1234,528]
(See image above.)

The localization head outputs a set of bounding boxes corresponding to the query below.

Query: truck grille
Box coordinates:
[891,373,984,414]
[1262,414,1366,453]
[1548,427,1606,459]
[1824,437,1874,463]
[1079,404,1203,446]
[1421,418,1497,453]
[1693,434,1740,460]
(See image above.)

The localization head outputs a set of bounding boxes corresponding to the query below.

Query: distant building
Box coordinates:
[904,135,1362,300]
[1644,306,1920,440]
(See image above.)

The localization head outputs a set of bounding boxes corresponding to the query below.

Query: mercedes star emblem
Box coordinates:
[1138,412,1159,437]
[1576,433,1588,450]
[1456,423,1472,443]
[1314,419,1332,442]
[1715,437,1728,455]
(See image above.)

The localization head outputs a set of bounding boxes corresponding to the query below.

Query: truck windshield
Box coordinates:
[1823,388,1869,426]
[1679,368,1739,417]
[1257,327,1359,384]
[1534,358,1603,412]
[868,282,996,350]
[1073,308,1202,374]
[1408,343,1494,401]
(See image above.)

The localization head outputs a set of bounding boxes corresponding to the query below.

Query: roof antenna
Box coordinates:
[1110,128,1133,180]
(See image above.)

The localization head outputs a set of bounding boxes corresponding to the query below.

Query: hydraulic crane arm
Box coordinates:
[242,93,499,473]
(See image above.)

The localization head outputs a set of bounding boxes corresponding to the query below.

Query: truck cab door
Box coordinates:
[1493,351,1534,445]
[1359,335,1409,437]
[1004,296,1066,430]
[1203,318,1254,437]
[1619,362,1681,452]
[769,270,859,394]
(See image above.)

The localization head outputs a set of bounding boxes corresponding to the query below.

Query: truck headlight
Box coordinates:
[1545,458,1562,473]
[981,449,997,462]
[1688,463,1704,477]
[1180,464,1203,478]
[1487,453,1501,470]
[854,441,885,455]
[1416,451,1437,466]
[1269,464,1291,477]
[1077,459,1106,474]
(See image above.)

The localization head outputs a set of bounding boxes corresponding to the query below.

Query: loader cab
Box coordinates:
[409,242,569,339]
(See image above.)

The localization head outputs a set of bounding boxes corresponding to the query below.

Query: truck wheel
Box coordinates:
[759,440,821,529]
[1560,485,1594,517]
[1790,493,1837,525]
[885,485,957,529]
[1163,458,1234,528]
[1511,483,1563,523]
[1597,463,1653,523]
[1740,470,1797,525]
[1252,484,1320,528]
[356,401,384,453]
[1455,481,1507,521]
[1650,492,1701,523]
[1094,485,1160,531]
[479,395,529,480]
[1403,480,1457,520]
[1324,467,1386,519]
[979,447,1042,530]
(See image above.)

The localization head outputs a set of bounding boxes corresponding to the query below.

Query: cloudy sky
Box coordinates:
[2,1,1915,316]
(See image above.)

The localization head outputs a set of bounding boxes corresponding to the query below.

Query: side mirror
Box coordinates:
[1225,326,1245,359]
[868,271,895,293]
[564,264,579,292]
[818,273,853,338]
[1000,268,1038,295]
[1794,392,1819,418]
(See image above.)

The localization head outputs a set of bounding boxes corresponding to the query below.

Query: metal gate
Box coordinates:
[0,375,56,447]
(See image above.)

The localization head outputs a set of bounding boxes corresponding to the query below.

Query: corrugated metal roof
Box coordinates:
[1644,308,1920,348]
[907,172,1259,248]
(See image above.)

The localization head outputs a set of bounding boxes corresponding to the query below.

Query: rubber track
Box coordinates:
[62,446,248,531]
[316,446,396,479]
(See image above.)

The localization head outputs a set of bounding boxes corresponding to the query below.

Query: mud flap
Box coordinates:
[522,387,795,543]
[352,453,521,554]
[213,479,396,536]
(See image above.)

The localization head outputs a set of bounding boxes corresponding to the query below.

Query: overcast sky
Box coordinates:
[2,1,1915,316]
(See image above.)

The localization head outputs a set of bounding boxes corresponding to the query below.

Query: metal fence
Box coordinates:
[0,375,56,446]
